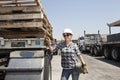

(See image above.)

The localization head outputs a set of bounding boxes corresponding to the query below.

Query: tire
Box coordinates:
[111,48,120,61]
[94,47,101,56]
[103,47,111,59]
[90,47,94,55]
[79,46,83,53]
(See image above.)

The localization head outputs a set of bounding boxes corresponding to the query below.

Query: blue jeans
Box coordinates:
[61,68,80,80]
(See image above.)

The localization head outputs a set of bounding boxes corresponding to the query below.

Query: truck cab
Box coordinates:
[78,30,107,56]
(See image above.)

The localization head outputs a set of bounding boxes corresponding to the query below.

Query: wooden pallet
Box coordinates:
[0,6,41,14]
[0,13,42,21]
[0,30,45,39]
[0,0,53,40]
[0,0,40,7]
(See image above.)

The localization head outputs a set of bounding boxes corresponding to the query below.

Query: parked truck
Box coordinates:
[78,20,120,61]
[102,20,120,61]
[78,31,107,56]
[0,0,53,80]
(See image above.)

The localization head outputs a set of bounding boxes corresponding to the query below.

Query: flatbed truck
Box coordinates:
[78,20,120,61]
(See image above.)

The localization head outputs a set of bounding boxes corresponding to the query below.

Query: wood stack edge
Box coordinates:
[0,0,53,41]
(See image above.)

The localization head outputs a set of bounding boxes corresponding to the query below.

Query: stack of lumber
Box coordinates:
[0,0,53,40]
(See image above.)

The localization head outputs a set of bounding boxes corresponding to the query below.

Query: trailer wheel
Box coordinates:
[79,46,84,53]
[111,48,120,61]
[90,47,94,55]
[103,47,111,59]
[94,47,101,56]
[94,47,98,56]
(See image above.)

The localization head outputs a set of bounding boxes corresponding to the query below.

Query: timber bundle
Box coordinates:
[0,0,53,40]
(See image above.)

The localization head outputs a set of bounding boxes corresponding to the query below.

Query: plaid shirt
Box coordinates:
[54,41,81,69]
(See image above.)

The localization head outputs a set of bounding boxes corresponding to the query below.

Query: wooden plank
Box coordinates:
[0,31,46,39]
[37,1,52,29]
[35,0,40,6]
[0,1,37,6]
[0,21,43,28]
[0,28,53,39]
[42,14,52,29]
[0,13,42,21]
[0,6,41,14]
[41,26,53,40]
[0,20,52,39]
[0,0,53,40]
[12,0,18,6]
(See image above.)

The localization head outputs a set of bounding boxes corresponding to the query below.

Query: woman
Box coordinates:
[47,28,88,80]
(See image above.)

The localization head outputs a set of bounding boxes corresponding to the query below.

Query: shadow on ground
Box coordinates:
[82,52,120,68]
[95,56,120,68]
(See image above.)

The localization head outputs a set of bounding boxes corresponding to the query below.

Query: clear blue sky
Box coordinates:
[41,0,120,40]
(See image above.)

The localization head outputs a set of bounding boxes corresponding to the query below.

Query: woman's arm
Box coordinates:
[78,54,88,74]
[45,37,54,53]
[78,55,86,65]
[48,44,54,53]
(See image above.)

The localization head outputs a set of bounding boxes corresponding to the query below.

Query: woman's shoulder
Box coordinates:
[71,41,77,46]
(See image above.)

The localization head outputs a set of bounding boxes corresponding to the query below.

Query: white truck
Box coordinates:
[78,20,120,61]
[102,20,120,61]
[78,31,107,56]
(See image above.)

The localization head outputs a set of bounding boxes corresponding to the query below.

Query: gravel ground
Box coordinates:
[51,54,120,80]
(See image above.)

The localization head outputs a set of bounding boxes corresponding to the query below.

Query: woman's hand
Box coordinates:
[82,64,88,74]
[45,37,51,47]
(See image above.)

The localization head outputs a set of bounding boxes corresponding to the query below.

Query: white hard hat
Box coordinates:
[63,28,73,35]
